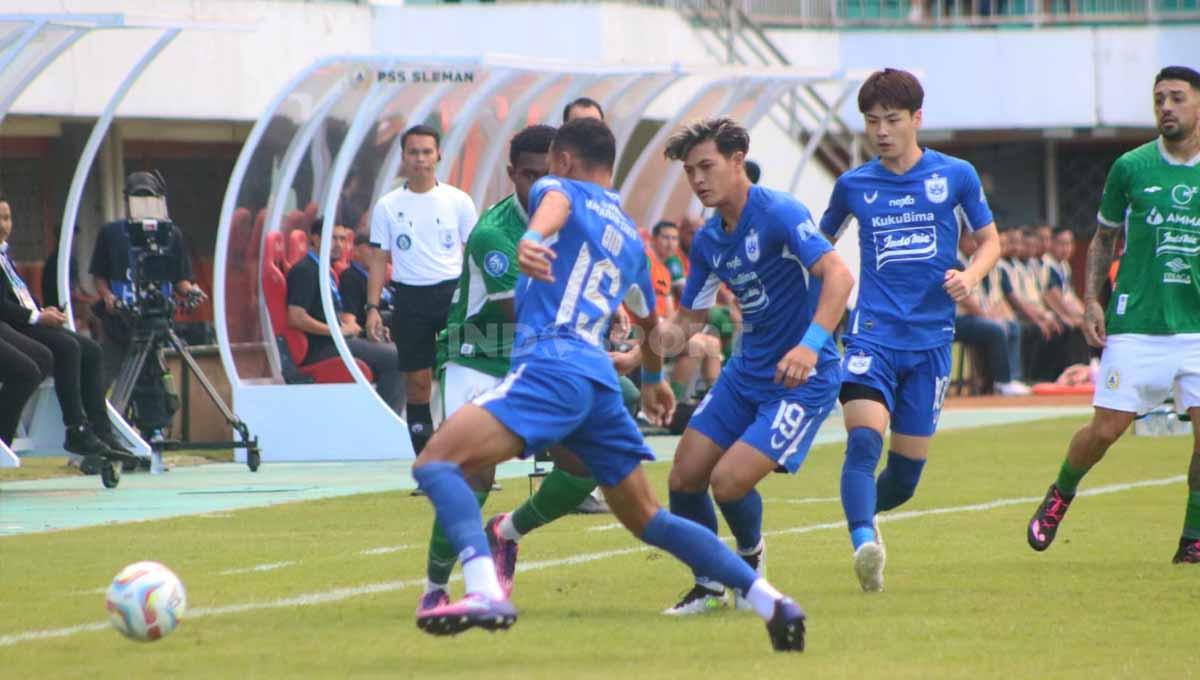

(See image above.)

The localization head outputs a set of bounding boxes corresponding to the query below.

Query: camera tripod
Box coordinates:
[109,305,261,473]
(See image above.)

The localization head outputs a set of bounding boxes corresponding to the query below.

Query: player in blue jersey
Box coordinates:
[660,117,855,615]
[409,118,808,651]
[819,69,1002,592]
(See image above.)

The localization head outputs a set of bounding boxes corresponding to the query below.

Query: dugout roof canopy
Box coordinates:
[210,55,852,461]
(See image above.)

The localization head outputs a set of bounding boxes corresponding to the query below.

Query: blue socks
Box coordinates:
[412,461,491,566]
[641,508,757,596]
[841,427,884,550]
[876,450,925,513]
[669,489,719,534]
[717,489,763,552]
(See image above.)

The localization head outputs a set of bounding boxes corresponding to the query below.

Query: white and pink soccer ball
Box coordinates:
[105,561,187,642]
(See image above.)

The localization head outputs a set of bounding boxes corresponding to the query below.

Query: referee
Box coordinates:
[366,125,478,452]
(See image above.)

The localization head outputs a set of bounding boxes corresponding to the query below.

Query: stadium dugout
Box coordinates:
[214,55,855,464]
[0,13,183,468]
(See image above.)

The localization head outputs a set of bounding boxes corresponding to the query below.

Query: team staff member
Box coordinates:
[366,125,479,452]
[288,218,402,412]
[0,194,128,462]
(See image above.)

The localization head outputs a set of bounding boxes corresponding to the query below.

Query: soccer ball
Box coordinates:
[105,561,188,642]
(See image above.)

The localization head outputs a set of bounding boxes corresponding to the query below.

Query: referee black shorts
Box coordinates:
[389,279,458,372]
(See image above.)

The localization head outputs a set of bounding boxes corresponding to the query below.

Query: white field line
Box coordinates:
[358,545,414,556]
[1,474,1183,648]
[218,561,297,576]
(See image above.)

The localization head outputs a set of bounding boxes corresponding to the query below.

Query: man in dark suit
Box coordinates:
[0,194,128,461]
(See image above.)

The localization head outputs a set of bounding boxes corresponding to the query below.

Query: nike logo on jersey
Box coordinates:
[864,191,879,204]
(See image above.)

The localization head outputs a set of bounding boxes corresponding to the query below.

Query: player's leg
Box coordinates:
[392,308,436,453]
[1028,335,1158,551]
[663,378,754,613]
[487,446,597,594]
[602,467,806,650]
[421,363,500,607]
[1173,349,1200,563]
[875,345,952,514]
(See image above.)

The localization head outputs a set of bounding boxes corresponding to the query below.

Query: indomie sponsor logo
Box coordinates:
[874,225,938,269]
[871,212,936,228]
[1156,228,1200,256]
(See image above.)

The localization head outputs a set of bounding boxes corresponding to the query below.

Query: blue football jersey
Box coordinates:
[819,149,994,350]
[680,185,838,383]
[515,176,655,386]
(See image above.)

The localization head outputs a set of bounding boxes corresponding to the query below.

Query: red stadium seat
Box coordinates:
[286,229,308,270]
[261,236,373,385]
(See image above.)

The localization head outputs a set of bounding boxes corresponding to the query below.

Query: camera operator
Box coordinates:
[0,193,130,462]
[89,171,205,439]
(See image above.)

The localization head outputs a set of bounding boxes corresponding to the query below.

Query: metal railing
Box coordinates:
[495,0,1200,27]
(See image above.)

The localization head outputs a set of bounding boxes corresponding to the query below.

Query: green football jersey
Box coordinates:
[1097,138,1200,335]
[663,254,685,283]
[438,194,527,377]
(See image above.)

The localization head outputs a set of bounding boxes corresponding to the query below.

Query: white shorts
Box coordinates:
[1093,334,1200,415]
[441,362,504,420]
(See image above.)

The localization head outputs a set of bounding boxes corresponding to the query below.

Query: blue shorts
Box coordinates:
[839,339,952,437]
[686,360,839,473]
[474,356,654,487]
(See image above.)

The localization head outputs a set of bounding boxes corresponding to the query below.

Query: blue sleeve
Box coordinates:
[679,238,719,310]
[775,199,833,269]
[528,176,571,217]
[1047,266,1065,290]
[819,177,852,238]
[956,163,994,231]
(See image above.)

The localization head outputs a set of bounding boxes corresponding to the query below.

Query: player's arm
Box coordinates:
[776,249,854,388]
[818,177,853,244]
[626,264,675,427]
[667,237,719,346]
[517,179,570,282]
[365,207,391,341]
[1082,158,1129,349]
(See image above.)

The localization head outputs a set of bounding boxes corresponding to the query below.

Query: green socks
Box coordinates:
[511,468,597,536]
[1183,491,1200,540]
[426,489,489,588]
[1055,460,1089,496]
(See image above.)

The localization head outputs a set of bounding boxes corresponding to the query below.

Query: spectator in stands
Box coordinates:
[0,193,129,459]
[365,125,478,452]
[1037,224,1055,269]
[978,231,1024,386]
[562,96,603,123]
[956,226,1029,396]
[652,220,686,299]
[996,227,1060,381]
[1037,225,1090,380]
[288,217,402,412]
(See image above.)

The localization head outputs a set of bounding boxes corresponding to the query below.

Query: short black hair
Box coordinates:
[745,159,761,184]
[309,216,326,237]
[354,231,370,246]
[1052,225,1074,237]
[509,124,556,167]
[562,97,604,123]
[552,118,616,171]
[663,116,750,162]
[401,124,440,151]
[652,220,678,237]
[1155,66,1200,91]
[858,68,924,113]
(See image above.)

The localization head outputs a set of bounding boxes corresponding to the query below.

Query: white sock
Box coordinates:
[462,557,505,600]
[498,514,524,542]
[738,538,765,556]
[695,577,724,593]
[424,580,447,595]
[745,578,783,620]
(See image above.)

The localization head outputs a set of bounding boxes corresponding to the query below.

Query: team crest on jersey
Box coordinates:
[745,229,760,263]
[846,353,872,375]
[484,250,509,277]
[396,234,412,250]
[924,174,949,204]
[439,229,455,250]
[1105,368,1120,391]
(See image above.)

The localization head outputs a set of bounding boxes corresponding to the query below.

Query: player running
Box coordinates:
[411,118,808,652]
[819,69,1002,592]
[658,117,855,615]
[1027,66,1200,563]
[418,124,557,611]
